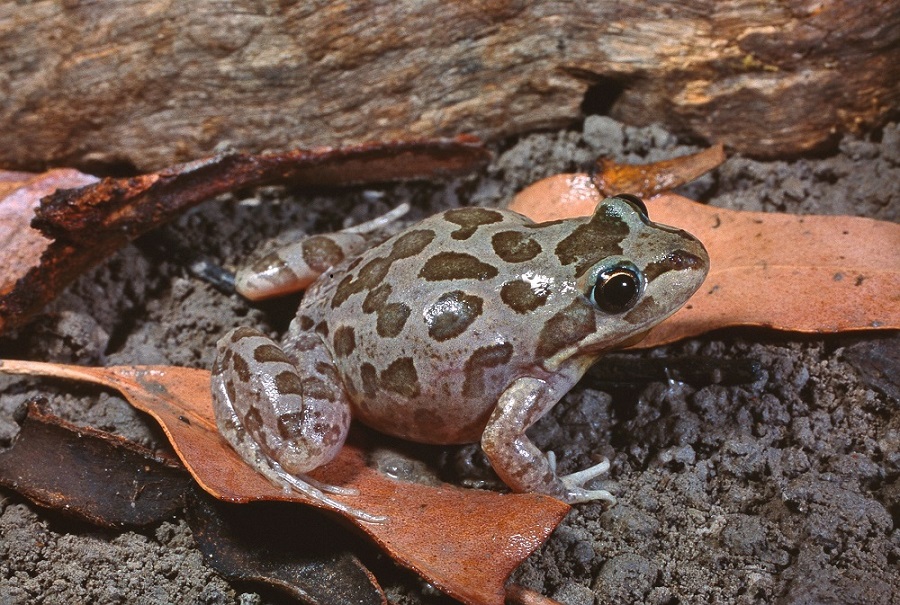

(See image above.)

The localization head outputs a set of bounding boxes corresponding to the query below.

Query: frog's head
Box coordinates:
[538,194,709,370]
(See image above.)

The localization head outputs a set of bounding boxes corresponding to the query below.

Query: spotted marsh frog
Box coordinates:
[212,195,709,520]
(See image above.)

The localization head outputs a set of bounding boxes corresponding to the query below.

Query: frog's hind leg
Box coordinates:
[235,232,368,301]
[211,326,385,523]
[235,203,410,301]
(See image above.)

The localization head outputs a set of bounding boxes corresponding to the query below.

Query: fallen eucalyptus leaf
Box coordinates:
[0,359,569,605]
[0,401,189,528]
[0,401,388,603]
[510,177,900,347]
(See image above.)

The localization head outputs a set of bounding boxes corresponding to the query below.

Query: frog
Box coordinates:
[211,194,709,522]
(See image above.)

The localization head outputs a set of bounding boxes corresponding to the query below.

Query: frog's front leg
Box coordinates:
[481,377,616,504]
[211,326,384,522]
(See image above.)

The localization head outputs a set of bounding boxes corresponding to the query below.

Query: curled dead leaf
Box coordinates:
[592,144,726,198]
[0,401,189,528]
[186,488,387,605]
[0,137,489,334]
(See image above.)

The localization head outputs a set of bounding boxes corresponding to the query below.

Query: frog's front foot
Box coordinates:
[550,453,616,504]
[482,377,617,506]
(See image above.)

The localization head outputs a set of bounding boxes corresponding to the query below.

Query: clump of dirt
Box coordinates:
[1,118,897,604]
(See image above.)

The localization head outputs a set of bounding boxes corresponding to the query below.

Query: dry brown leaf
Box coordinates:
[0,359,568,605]
[510,174,900,347]
[1,403,387,602]
[0,402,190,528]
[0,169,99,297]
[592,144,726,198]
[186,489,387,605]
[0,138,489,334]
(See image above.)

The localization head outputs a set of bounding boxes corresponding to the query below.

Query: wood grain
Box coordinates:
[1,1,896,170]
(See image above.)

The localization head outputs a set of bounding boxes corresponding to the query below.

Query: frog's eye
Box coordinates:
[611,193,649,219]
[587,262,645,314]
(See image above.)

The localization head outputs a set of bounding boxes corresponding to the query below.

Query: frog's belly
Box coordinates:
[338,359,508,445]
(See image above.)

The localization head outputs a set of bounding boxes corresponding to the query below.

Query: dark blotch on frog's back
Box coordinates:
[229,326,259,342]
[425,290,484,341]
[300,376,335,402]
[362,283,392,313]
[360,362,378,398]
[642,249,707,281]
[232,350,252,382]
[332,325,356,357]
[500,279,549,314]
[491,230,543,263]
[535,298,597,359]
[276,412,306,440]
[301,235,346,272]
[315,320,329,338]
[315,361,341,385]
[242,406,267,446]
[380,357,421,398]
[331,229,436,309]
[376,302,411,338]
[443,207,504,240]
[419,252,500,281]
[274,370,304,397]
[555,206,629,277]
[463,343,514,398]
[391,229,436,259]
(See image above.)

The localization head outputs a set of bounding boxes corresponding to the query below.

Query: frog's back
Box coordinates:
[293,207,581,443]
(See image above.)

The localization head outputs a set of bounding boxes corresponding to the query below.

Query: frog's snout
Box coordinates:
[668,247,708,272]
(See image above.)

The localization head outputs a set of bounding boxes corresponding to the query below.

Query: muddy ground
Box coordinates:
[1,117,898,605]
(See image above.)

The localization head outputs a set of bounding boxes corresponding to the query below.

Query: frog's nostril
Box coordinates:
[669,249,706,271]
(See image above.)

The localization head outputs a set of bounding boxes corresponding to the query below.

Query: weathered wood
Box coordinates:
[1,1,896,170]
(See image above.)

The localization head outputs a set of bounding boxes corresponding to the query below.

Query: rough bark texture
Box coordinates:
[1,1,897,171]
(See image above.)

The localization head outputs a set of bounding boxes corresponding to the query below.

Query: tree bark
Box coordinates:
[1,1,896,171]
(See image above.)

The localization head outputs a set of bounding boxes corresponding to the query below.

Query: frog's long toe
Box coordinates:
[271,463,387,524]
[561,458,616,504]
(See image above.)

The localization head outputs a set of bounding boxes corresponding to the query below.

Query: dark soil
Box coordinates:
[1,117,898,605]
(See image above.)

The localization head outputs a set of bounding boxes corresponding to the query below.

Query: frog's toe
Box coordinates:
[271,462,387,524]
[560,457,616,504]
[564,487,617,504]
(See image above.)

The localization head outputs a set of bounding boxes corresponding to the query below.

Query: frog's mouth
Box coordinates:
[616,329,653,349]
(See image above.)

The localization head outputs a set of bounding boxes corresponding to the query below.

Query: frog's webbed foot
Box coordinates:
[268,461,387,524]
[548,451,616,504]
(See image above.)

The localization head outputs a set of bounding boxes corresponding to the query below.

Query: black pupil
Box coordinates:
[596,271,638,312]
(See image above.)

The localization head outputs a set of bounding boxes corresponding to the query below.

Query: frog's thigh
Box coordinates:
[235,232,366,301]
[211,326,351,476]
[481,377,569,500]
